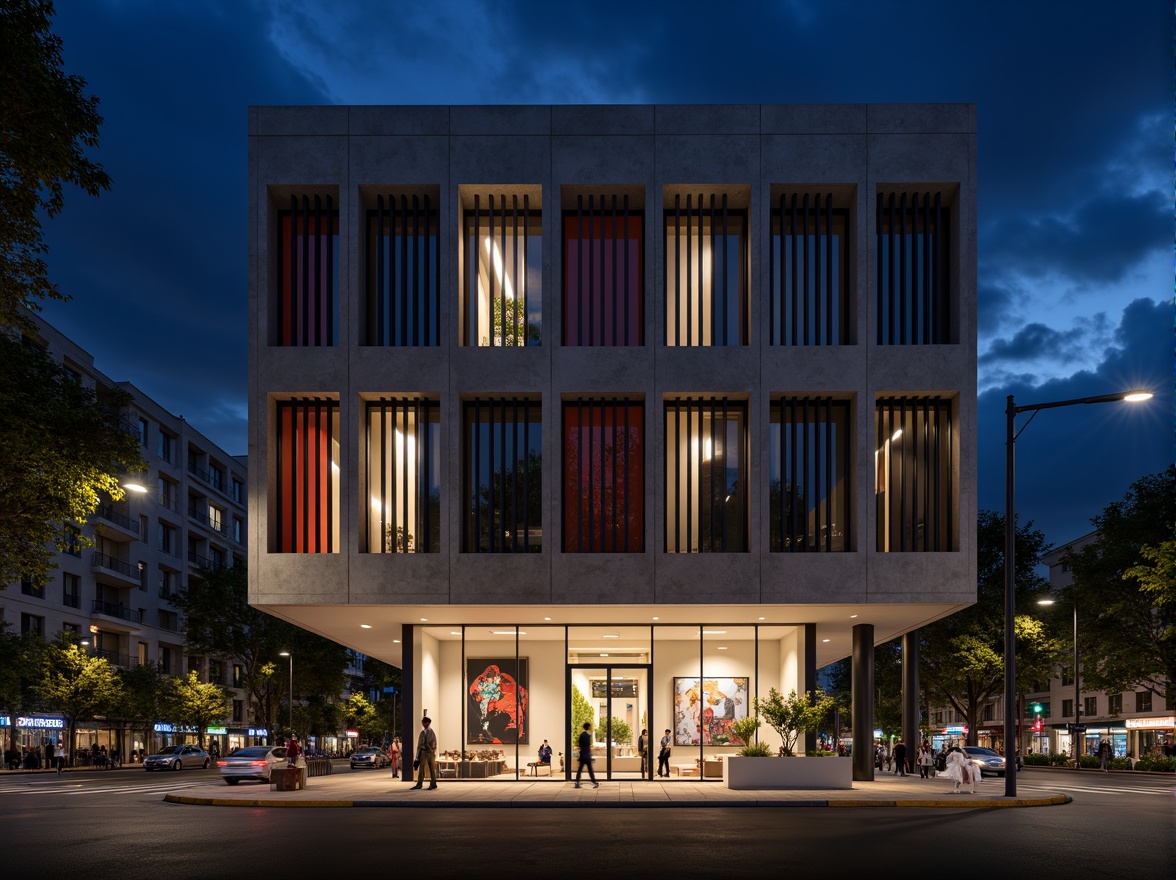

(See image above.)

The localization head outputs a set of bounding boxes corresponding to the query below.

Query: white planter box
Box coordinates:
[724,756,853,790]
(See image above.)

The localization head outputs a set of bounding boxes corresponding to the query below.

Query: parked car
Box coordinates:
[217,745,288,785]
[144,744,210,771]
[350,747,391,770]
[963,746,1007,777]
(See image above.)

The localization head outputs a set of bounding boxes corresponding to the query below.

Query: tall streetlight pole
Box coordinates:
[1038,598,1079,768]
[279,651,293,738]
[1003,389,1151,797]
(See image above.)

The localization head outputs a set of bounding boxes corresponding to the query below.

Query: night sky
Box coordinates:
[34,0,1170,551]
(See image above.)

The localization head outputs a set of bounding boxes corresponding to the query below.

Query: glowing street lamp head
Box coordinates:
[1122,391,1153,402]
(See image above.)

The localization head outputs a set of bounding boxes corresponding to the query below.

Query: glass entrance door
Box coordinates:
[567,665,650,780]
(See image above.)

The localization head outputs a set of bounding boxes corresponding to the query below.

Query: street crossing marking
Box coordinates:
[0,780,206,796]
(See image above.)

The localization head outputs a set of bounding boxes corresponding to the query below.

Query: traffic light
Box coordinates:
[1033,718,1043,732]
[1031,703,1043,715]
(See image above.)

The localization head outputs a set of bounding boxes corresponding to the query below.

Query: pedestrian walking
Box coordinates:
[410,716,438,790]
[918,743,934,778]
[45,741,55,773]
[574,722,598,788]
[657,728,672,777]
[944,747,973,794]
[1098,740,1111,772]
[54,741,66,775]
[637,729,648,775]
[892,740,907,776]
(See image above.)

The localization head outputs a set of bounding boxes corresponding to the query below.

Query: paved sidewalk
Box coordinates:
[164,770,1070,809]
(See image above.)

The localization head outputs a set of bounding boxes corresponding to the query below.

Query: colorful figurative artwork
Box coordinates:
[467,659,529,744]
[672,677,749,746]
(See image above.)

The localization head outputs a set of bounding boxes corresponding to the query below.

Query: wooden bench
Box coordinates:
[670,763,697,777]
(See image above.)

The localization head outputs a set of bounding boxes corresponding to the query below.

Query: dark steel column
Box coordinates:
[804,623,817,755]
[401,622,415,784]
[852,623,874,781]
[902,629,920,772]
[1004,394,1017,796]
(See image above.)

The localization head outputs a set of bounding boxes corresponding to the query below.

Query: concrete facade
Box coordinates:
[248,104,977,770]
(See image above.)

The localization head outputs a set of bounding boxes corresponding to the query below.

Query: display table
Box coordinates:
[670,763,698,777]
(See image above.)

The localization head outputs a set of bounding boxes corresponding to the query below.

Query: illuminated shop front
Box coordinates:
[408,623,813,780]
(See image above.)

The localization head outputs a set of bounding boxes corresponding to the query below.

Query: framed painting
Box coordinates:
[672,677,749,746]
[466,659,529,744]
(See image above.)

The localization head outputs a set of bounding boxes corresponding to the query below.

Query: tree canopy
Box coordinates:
[0,333,144,588]
[169,671,231,748]
[36,638,123,761]
[920,510,1061,745]
[1064,466,1176,701]
[1,0,111,329]
[172,563,349,735]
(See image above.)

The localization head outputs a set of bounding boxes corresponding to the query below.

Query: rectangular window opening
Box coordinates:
[364,189,441,346]
[875,189,953,345]
[770,397,851,552]
[562,192,643,346]
[365,397,441,553]
[462,191,542,347]
[273,398,340,553]
[275,193,339,347]
[770,191,850,345]
[462,397,542,552]
[562,399,644,552]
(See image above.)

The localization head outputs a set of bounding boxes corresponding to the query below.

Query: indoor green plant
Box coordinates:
[753,687,836,756]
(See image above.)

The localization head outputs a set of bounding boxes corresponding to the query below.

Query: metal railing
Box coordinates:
[96,503,139,534]
[93,647,138,668]
[91,551,136,579]
[90,599,142,624]
[305,757,333,778]
[187,506,225,533]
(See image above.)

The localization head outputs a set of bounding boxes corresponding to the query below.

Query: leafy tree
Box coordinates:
[114,661,168,760]
[1065,466,1176,702]
[921,510,1060,745]
[343,693,382,744]
[601,715,632,746]
[0,622,47,756]
[36,638,122,764]
[169,671,230,749]
[491,295,539,346]
[1,0,111,330]
[753,687,836,756]
[570,685,593,749]
[0,334,144,588]
[172,563,348,735]
[356,655,402,737]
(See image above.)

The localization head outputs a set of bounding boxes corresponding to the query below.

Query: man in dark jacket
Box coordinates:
[574,722,598,788]
[893,740,908,776]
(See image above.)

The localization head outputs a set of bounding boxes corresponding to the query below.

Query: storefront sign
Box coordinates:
[16,716,64,729]
[940,725,968,735]
[153,722,198,733]
[248,727,268,737]
[207,726,227,735]
[1125,716,1176,730]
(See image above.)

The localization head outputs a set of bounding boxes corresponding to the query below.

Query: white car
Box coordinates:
[963,746,1007,777]
[217,745,288,785]
[144,744,210,771]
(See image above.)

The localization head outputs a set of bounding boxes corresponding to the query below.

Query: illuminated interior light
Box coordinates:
[360,624,372,629]
[703,630,726,635]
[482,237,516,300]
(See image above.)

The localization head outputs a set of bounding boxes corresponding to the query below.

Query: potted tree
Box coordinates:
[725,688,852,790]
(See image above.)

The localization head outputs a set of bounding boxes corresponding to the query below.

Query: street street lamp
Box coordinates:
[1037,597,1080,769]
[279,651,293,738]
[1003,389,1152,797]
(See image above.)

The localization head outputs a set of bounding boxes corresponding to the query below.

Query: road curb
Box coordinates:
[164,792,1072,809]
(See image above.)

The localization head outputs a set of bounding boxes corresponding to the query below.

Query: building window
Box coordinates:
[769,397,851,552]
[209,659,225,684]
[62,573,80,608]
[232,477,244,504]
[1108,693,1122,715]
[275,193,339,346]
[233,699,244,722]
[982,704,994,722]
[664,397,748,553]
[207,505,223,533]
[138,416,149,448]
[159,477,176,511]
[209,547,225,569]
[274,398,340,553]
[562,399,644,552]
[462,397,542,552]
[1061,666,1073,686]
[1135,691,1152,712]
[462,190,541,347]
[159,568,176,599]
[562,191,643,346]
[21,613,44,637]
[1062,699,1074,719]
[364,190,440,346]
[158,522,175,554]
[63,526,82,558]
[664,190,748,346]
[158,431,174,463]
[1084,696,1097,718]
[770,191,850,345]
[365,398,440,553]
[875,189,952,344]
[233,664,243,688]
[233,517,243,544]
[21,577,44,599]
[139,515,149,542]
[875,396,957,551]
[209,465,224,493]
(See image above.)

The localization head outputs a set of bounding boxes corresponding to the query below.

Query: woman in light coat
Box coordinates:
[944,747,972,793]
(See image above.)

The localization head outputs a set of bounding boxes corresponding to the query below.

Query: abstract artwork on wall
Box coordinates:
[672,677,749,746]
[467,659,529,744]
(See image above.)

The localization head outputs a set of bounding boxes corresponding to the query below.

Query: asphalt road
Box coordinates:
[1,767,1171,878]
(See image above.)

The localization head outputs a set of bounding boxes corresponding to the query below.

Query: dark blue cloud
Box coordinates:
[977,298,1172,547]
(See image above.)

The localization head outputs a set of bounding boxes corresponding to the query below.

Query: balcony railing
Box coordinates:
[187,506,224,533]
[157,614,184,633]
[96,503,139,534]
[91,551,136,579]
[93,647,138,668]
[91,599,142,624]
[187,549,224,570]
[158,586,181,604]
[188,461,212,484]
[157,491,181,512]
